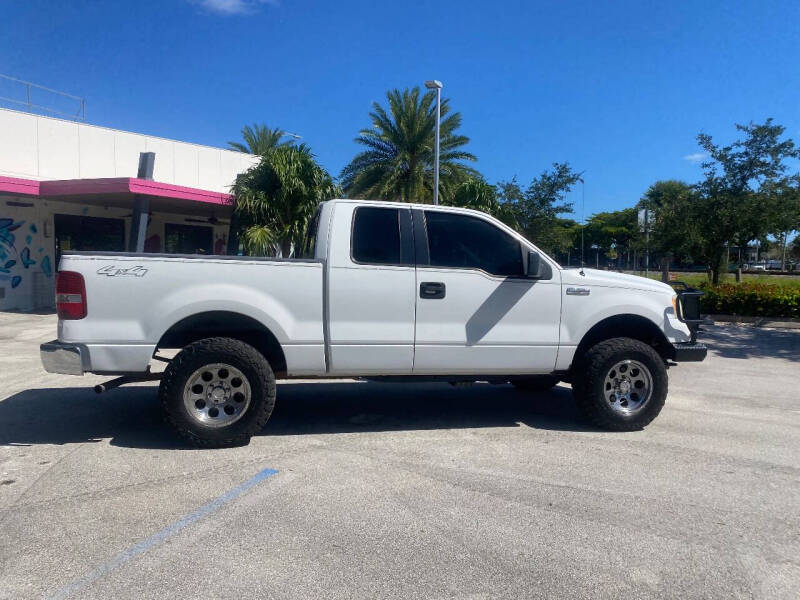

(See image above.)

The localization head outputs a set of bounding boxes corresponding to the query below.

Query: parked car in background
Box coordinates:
[766,260,782,270]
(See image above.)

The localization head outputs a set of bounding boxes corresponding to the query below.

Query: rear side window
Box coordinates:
[351,207,402,265]
[424,211,524,277]
[299,206,321,259]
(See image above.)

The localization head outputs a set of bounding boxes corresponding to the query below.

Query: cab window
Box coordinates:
[351,207,402,265]
[424,211,524,277]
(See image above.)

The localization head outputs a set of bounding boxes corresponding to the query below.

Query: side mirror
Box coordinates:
[527,251,552,280]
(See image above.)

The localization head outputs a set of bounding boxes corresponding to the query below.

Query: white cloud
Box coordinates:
[193,0,278,16]
[683,152,707,164]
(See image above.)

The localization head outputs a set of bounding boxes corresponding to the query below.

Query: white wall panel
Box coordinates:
[197,146,221,191]
[220,150,245,192]
[37,118,79,179]
[173,143,199,187]
[113,131,147,177]
[0,110,37,178]
[78,124,115,178]
[145,137,175,183]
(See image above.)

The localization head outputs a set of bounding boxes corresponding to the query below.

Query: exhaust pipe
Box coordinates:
[94,371,162,394]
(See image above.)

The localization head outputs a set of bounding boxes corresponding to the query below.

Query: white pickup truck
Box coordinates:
[41,199,706,447]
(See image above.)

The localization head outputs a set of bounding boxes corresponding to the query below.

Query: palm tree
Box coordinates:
[231,145,339,257]
[228,123,294,155]
[340,87,477,203]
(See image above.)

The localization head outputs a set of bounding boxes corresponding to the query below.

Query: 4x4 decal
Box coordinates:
[97,265,148,277]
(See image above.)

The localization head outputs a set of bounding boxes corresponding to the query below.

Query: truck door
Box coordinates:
[412,209,561,375]
[326,204,416,375]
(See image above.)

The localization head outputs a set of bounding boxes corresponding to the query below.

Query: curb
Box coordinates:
[706,314,800,330]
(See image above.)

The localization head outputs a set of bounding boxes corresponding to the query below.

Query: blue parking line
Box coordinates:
[50,467,278,600]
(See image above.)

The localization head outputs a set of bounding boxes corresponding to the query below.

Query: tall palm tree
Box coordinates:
[228,123,293,155]
[231,145,339,257]
[340,87,477,203]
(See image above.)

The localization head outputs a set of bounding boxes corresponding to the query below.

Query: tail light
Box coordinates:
[56,271,87,320]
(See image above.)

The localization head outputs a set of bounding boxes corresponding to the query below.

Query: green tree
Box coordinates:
[640,180,700,265]
[228,123,295,155]
[762,176,800,269]
[548,217,582,265]
[497,162,581,254]
[695,119,797,283]
[340,87,477,203]
[443,176,516,226]
[584,208,639,268]
[231,145,339,257]
[789,235,800,262]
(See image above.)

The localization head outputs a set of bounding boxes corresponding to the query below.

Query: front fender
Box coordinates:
[555,285,691,370]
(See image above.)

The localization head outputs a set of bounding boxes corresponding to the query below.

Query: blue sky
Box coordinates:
[2,0,799,218]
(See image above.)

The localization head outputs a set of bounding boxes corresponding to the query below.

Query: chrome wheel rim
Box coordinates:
[603,359,653,416]
[182,363,251,428]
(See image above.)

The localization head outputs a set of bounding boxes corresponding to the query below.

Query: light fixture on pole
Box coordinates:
[424,79,443,205]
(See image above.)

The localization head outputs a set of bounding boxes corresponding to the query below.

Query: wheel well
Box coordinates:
[157,311,287,376]
[571,314,670,371]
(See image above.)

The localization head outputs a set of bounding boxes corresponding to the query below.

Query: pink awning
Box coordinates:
[0,175,232,205]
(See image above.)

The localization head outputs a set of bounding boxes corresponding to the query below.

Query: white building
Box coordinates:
[0,108,259,311]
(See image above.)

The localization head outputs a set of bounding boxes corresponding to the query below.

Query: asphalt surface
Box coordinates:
[0,312,798,599]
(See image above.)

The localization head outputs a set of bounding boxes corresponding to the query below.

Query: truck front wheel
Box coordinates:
[572,338,667,431]
[159,337,276,448]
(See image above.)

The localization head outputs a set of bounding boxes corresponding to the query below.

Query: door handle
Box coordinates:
[420,281,446,299]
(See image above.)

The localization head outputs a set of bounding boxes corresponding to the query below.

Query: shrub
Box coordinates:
[699,282,800,319]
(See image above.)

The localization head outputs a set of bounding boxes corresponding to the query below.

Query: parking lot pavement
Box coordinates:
[0,313,798,599]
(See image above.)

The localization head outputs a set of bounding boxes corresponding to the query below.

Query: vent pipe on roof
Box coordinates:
[137,152,155,180]
[129,152,155,252]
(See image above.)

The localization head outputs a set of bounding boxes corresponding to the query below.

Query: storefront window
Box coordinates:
[54,214,125,265]
[164,223,213,255]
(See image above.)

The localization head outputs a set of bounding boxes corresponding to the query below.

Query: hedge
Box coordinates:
[698,282,800,319]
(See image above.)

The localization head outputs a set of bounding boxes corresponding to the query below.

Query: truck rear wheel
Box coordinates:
[572,337,667,431]
[159,337,276,448]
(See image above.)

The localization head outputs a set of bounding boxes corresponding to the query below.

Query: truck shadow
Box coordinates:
[0,381,596,450]
[265,381,589,437]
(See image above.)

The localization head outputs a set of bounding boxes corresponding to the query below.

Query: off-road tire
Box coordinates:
[513,375,560,392]
[572,337,667,431]
[159,337,276,448]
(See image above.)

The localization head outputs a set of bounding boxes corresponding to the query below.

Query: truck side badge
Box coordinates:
[566,287,590,296]
[97,265,148,277]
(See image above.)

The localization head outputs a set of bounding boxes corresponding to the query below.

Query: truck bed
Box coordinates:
[56,252,327,375]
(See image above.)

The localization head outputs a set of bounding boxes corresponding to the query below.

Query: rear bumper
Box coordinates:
[40,340,85,375]
[41,341,155,375]
[670,342,708,362]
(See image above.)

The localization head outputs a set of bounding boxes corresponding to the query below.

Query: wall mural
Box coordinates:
[0,219,53,297]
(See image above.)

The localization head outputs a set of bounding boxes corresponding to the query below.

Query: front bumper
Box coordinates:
[670,342,708,362]
[40,340,85,375]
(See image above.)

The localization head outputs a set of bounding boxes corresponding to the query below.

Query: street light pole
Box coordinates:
[425,80,443,205]
[644,206,650,278]
[579,177,585,270]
